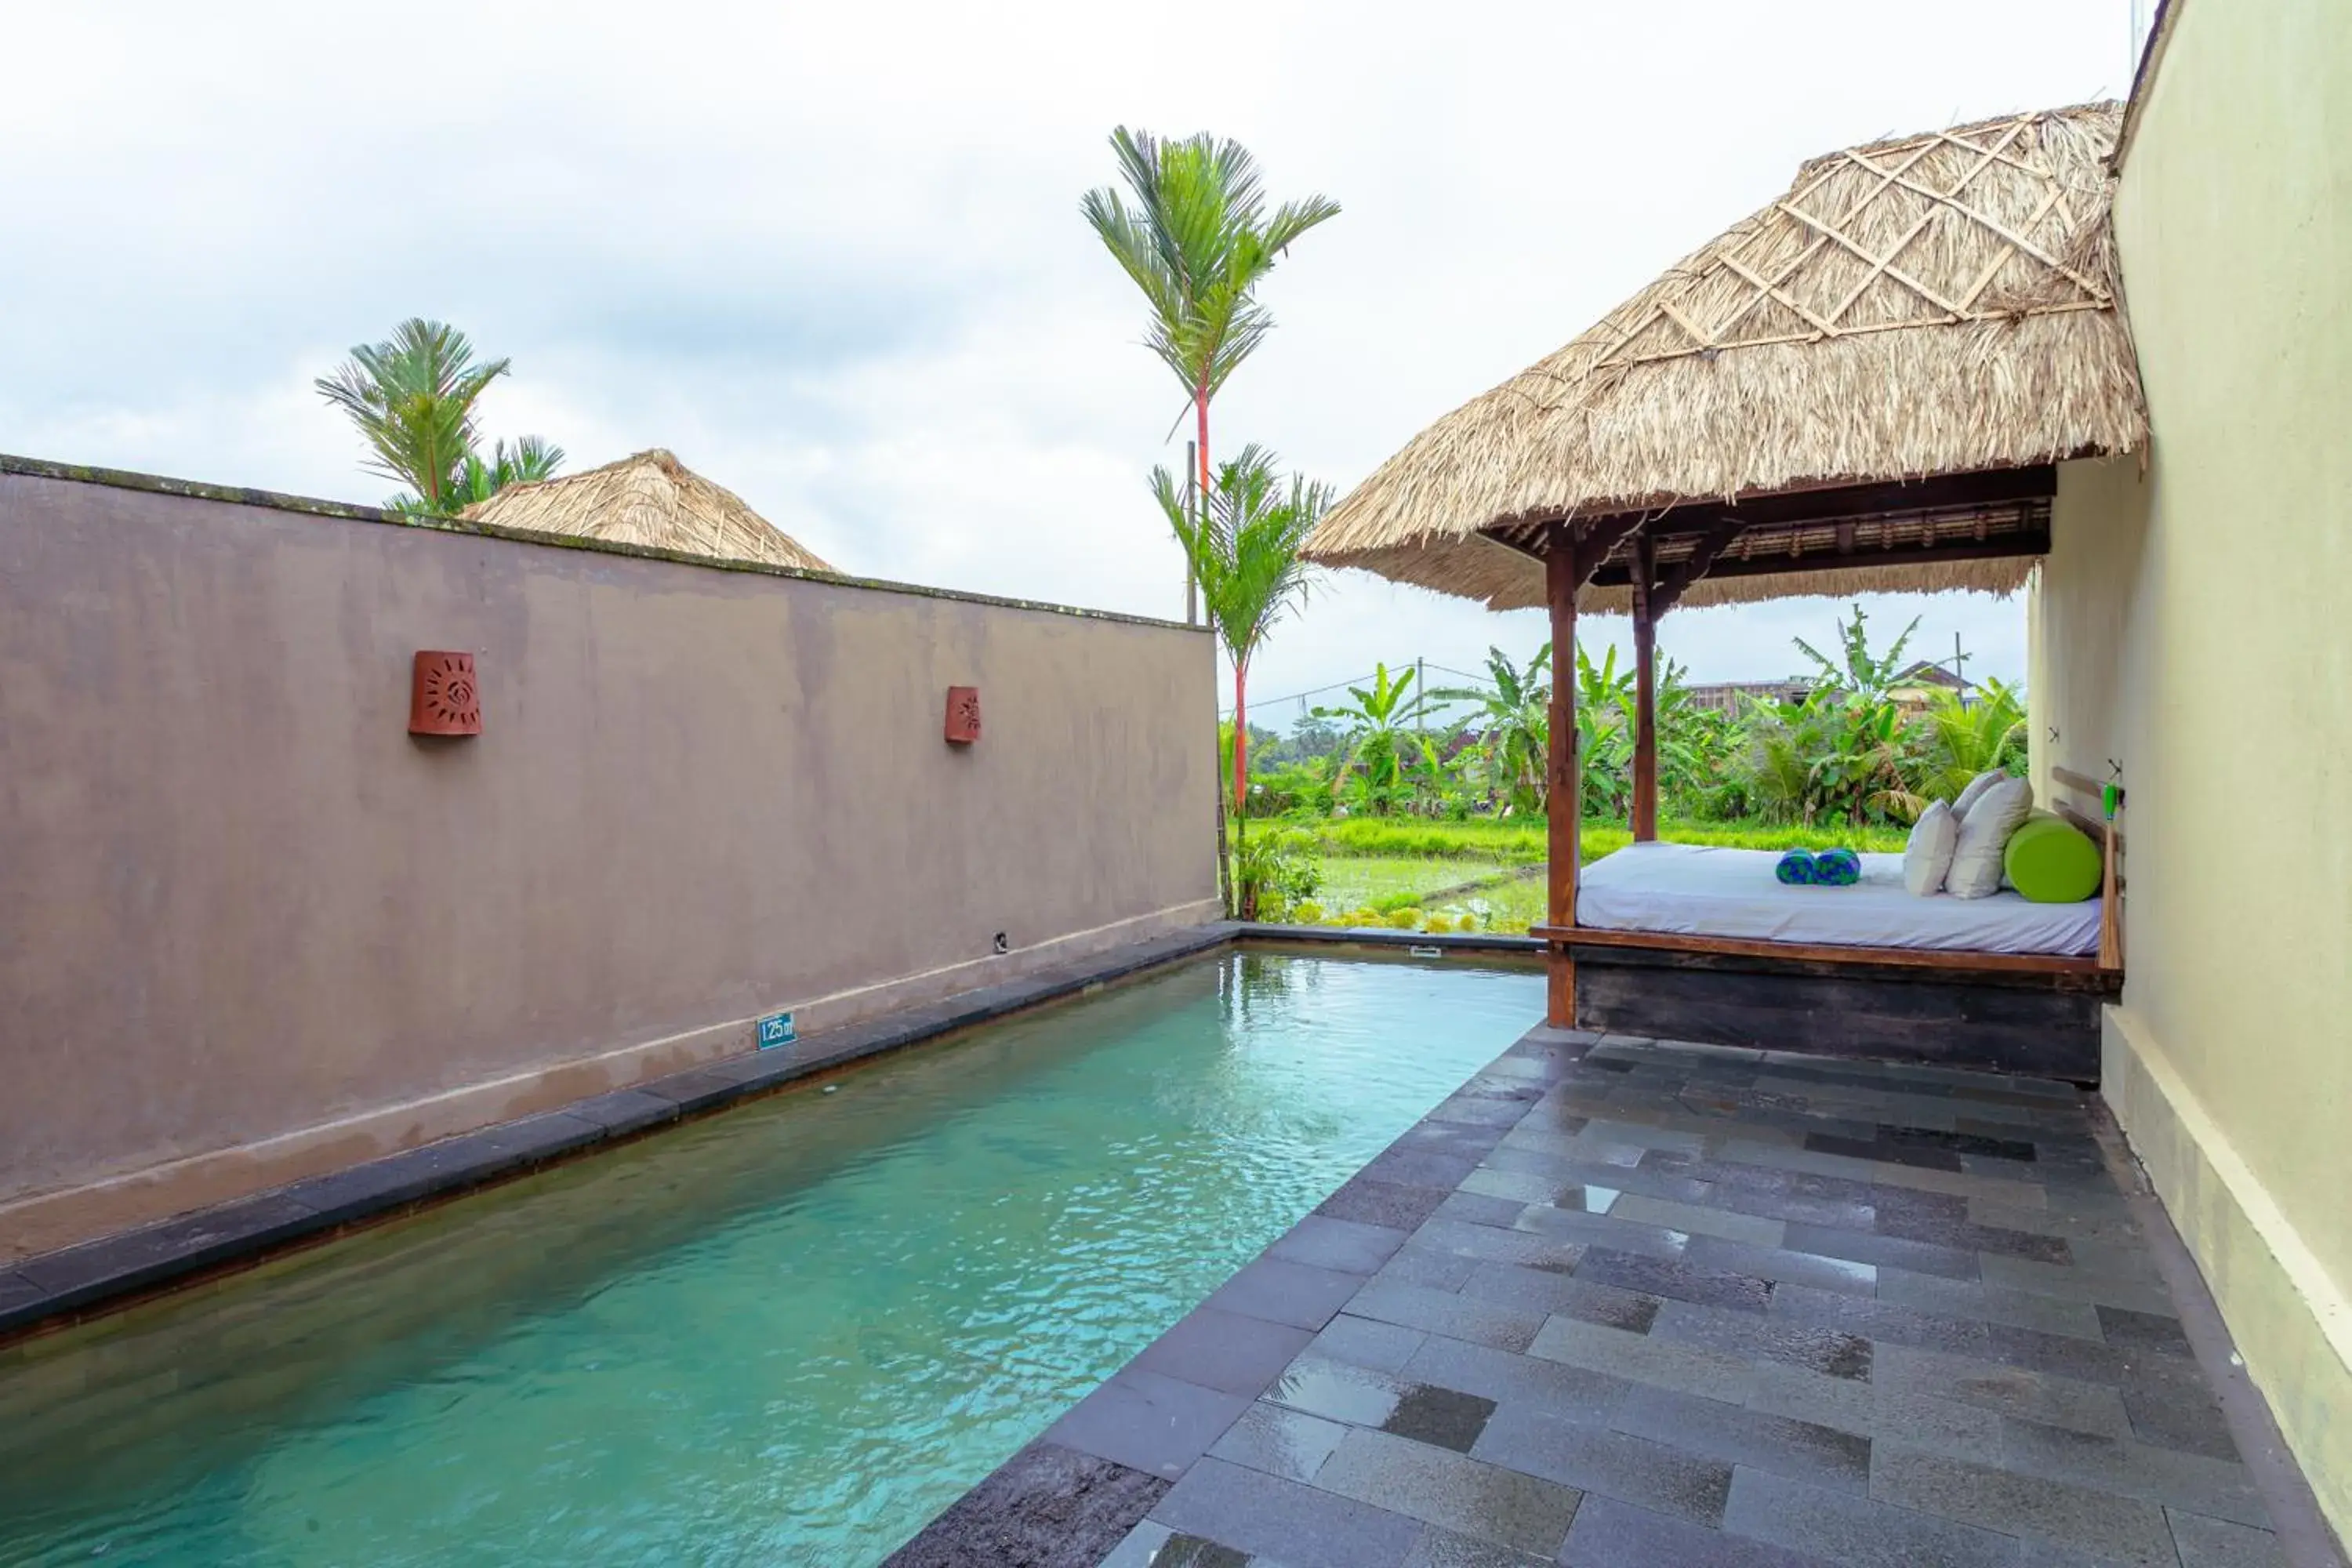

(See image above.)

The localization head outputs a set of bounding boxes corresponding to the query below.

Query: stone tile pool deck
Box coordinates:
[890,1028,2345,1568]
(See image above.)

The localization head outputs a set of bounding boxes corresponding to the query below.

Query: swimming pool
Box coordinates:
[0,952,1539,1566]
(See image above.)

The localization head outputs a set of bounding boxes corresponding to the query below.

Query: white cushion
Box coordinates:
[1902,800,1959,897]
[1951,768,2008,820]
[1944,777,2034,898]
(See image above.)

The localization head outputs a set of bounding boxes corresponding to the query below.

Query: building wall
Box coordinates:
[0,469,1220,1255]
[2031,0,2352,1532]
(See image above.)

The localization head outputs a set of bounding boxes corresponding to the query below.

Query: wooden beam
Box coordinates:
[2050,765,2123,807]
[1545,521,1585,1026]
[1530,924,2114,978]
[1649,514,1745,615]
[1687,463,2056,526]
[1479,466,2060,564]
[1588,528,2052,589]
[1568,514,1646,579]
[1630,531,1658,842]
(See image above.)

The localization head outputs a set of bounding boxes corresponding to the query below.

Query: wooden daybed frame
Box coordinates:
[1534,767,2124,1083]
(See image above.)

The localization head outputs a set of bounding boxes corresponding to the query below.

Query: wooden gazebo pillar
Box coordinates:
[1544,515,1642,1028]
[1629,532,1658,843]
[1545,530,1581,1028]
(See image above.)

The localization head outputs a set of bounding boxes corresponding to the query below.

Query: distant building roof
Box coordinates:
[1892,661,1969,689]
[461,448,833,573]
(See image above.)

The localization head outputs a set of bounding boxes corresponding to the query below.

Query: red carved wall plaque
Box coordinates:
[409,651,482,736]
[945,685,982,744]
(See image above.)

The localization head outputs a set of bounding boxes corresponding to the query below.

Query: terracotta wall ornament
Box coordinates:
[409,651,482,736]
[944,685,982,745]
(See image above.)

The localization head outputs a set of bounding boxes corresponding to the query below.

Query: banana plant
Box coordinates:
[1315,662,1417,815]
[1573,644,1634,819]
[1430,643,1552,817]
[1791,601,1922,702]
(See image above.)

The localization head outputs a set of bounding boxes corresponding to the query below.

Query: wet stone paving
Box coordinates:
[887,1029,2314,1568]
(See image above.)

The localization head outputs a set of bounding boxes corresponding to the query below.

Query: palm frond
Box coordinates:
[314,318,510,514]
[1084,125,1337,412]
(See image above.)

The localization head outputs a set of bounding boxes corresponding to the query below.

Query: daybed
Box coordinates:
[1537,771,2125,1084]
[1577,843,2100,956]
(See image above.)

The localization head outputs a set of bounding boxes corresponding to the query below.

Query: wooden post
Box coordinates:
[1546,524,1581,1028]
[1630,531,1658,843]
[2098,816,2123,971]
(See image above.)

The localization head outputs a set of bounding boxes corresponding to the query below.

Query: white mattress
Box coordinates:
[1576,841,2102,956]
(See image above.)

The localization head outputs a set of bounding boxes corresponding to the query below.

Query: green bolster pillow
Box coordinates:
[2002,813,2101,903]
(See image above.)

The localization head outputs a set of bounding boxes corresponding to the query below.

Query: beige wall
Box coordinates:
[0,469,1219,1254]
[2031,0,2352,1533]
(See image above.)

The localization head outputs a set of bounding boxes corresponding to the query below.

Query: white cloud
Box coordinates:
[2,0,2136,699]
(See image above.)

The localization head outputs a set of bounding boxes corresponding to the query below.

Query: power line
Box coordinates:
[1219,660,1507,720]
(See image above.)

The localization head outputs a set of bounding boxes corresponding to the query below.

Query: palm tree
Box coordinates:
[1153,445,1329,813]
[452,436,568,508]
[315,320,511,515]
[1084,129,1338,528]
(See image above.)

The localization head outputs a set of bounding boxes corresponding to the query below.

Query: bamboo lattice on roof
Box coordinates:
[1304,103,2148,612]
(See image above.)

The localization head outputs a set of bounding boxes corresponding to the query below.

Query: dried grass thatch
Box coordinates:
[1305,103,2147,612]
[461,448,833,573]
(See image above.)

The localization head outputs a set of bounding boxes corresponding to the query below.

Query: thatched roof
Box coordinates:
[1305,103,2148,612]
[461,448,834,573]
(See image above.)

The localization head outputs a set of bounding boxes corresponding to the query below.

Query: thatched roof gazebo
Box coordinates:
[1302,103,2147,1024]
[463,448,835,573]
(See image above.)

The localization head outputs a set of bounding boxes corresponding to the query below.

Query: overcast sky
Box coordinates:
[2,2,2148,721]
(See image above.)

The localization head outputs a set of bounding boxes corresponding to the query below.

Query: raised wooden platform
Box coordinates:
[1534,926,2121,1084]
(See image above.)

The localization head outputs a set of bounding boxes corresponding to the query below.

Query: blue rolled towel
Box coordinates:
[1813,848,1862,886]
[1775,850,1817,885]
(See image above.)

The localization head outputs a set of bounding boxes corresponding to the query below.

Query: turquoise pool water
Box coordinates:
[0,953,1538,1566]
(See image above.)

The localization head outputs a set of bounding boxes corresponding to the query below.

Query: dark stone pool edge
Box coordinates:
[0,924,1541,1345]
[876,1018,1592,1568]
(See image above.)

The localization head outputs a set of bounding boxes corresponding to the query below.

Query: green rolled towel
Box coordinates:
[1775,850,1817,884]
[1813,848,1861,886]
[2003,814,2101,903]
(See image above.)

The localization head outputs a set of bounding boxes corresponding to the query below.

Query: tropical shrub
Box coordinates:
[1233,826,1321,921]
[1247,760,1333,817]
[1271,608,2017,843]
[1912,679,2027,804]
